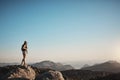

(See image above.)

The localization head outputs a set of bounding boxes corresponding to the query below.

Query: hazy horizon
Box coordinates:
[0,0,120,64]
[0,59,119,69]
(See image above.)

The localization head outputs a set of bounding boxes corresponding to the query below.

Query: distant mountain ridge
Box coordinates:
[32,60,74,71]
[0,63,19,67]
[81,60,120,73]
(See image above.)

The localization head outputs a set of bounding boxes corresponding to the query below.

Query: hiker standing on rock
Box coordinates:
[21,41,28,66]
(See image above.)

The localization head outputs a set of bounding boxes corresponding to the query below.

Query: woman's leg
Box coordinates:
[21,59,23,65]
[23,52,26,66]
[21,51,26,66]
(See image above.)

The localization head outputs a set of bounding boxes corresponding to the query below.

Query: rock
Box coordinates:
[4,65,36,80]
[36,70,64,80]
[0,65,65,80]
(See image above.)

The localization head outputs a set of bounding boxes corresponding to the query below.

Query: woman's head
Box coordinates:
[24,41,27,44]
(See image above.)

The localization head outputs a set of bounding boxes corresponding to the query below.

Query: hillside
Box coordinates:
[0,64,120,80]
[81,60,120,73]
[32,60,74,71]
[90,72,120,80]
[61,69,111,80]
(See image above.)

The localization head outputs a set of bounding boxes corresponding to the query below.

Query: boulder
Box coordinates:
[4,65,36,80]
[36,70,64,80]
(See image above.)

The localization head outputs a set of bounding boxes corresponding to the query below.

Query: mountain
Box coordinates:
[81,60,120,73]
[32,60,74,71]
[82,64,90,68]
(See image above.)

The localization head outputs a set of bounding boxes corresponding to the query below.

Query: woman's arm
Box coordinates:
[23,45,27,50]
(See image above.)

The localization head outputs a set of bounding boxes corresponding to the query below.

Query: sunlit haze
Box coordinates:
[0,0,120,66]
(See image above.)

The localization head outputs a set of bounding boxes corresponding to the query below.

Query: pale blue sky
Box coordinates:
[0,0,120,63]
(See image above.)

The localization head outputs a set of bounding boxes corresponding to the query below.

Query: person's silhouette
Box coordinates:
[21,41,28,66]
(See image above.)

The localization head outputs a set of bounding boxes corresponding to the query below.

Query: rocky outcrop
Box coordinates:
[1,65,36,80]
[36,70,64,80]
[0,65,65,80]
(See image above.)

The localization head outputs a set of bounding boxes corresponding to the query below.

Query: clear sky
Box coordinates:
[0,0,120,63]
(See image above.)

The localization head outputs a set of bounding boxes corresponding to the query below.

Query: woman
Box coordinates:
[21,41,28,66]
